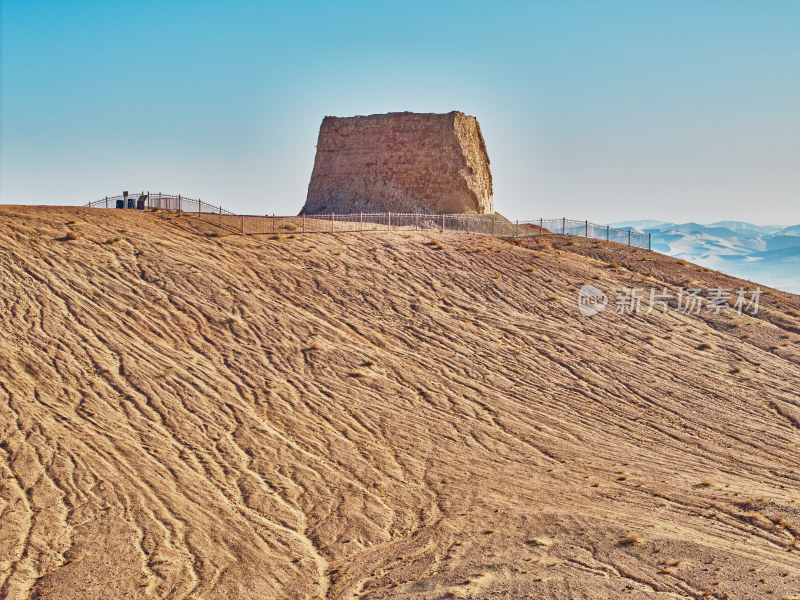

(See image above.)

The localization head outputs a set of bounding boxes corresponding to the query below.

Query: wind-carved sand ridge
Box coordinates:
[1,205,800,599]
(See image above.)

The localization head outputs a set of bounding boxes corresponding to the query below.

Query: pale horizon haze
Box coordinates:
[1,1,798,225]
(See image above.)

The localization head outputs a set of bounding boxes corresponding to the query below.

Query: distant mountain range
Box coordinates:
[608,220,800,295]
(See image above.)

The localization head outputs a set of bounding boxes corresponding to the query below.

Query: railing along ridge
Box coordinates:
[86,194,651,249]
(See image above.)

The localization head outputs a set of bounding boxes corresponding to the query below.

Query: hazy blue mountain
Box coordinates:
[707,221,783,235]
[608,221,800,294]
[777,225,800,237]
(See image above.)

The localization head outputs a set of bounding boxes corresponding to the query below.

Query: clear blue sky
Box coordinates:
[2,0,798,224]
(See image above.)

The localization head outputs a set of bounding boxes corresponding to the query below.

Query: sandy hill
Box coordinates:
[1,205,800,600]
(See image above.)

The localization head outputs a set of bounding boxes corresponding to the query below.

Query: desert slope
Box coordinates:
[1,206,800,600]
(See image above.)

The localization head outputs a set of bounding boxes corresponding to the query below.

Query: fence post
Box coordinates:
[628,230,631,246]
[198,199,201,219]
[360,212,363,232]
[585,219,588,237]
[441,213,445,230]
[539,217,543,236]
[606,225,610,241]
[105,196,108,209]
[562,217,566,234]
[648,233,651,250]
[388,212,391,230]
[219,206,222,227]
[178,195,182,213]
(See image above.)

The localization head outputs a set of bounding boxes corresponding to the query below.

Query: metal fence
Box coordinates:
[86,193,651,249]
[537,217,649,248]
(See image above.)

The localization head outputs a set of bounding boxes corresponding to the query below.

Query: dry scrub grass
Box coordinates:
[619,533,641,546]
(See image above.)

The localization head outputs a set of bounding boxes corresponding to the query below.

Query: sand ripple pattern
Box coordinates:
[1,206,799,599]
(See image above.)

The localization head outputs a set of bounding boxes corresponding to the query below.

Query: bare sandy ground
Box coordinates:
[1,205,799,600]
